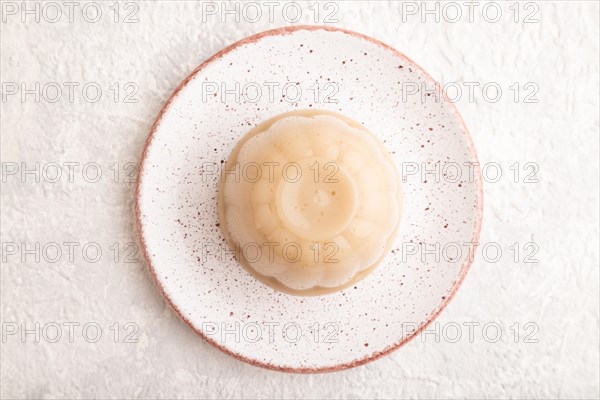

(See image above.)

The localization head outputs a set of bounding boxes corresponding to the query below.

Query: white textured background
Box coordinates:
[1,1,599,399]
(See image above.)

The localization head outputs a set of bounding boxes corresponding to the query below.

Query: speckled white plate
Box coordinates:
[136,26,483,372]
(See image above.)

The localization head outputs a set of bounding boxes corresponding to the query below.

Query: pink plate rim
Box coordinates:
[135,25,484,373]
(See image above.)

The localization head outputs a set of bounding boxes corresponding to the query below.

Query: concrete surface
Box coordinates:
[1,1,599,399]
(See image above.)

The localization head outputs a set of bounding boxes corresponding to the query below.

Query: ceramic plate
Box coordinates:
[136,26,483,372]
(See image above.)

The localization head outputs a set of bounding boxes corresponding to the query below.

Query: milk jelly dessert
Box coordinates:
[217,110,402,295]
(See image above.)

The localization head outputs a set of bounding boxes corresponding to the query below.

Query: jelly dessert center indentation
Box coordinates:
[275,157,358,242]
